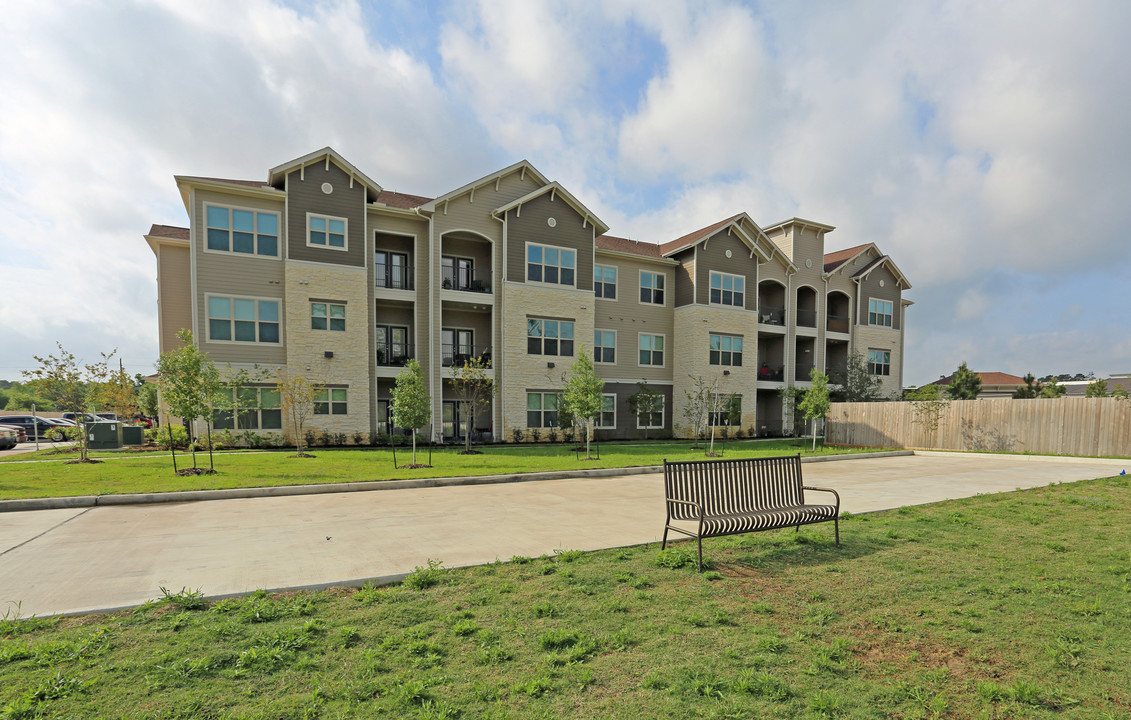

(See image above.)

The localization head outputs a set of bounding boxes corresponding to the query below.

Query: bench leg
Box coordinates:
[835,517,840,546]
[661,525,669,551]
[697,536,703,573]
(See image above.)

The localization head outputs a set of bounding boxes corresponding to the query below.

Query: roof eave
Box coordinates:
[420,159,550,212]
[266,147,383,193]
[491,181,611,235]
[594,247,678,265]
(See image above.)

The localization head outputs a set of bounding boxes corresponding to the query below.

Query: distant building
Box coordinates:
[1062,373,1131,397]
[927,371,1026,399]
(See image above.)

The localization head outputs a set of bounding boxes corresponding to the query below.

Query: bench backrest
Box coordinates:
[663,454,804,519]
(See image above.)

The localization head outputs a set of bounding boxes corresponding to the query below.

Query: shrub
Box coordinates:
[547,427,559,443]
[511,428,523,444]
[351,431,368,446]
[530,429,541,443]
[146,425,189,449]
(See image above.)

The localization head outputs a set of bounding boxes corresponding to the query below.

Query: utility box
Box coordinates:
[120,426,144,446]
[87,422,122,450]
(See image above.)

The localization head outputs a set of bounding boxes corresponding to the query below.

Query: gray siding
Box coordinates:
[672,249,695,307]
[505,193,594,291]
[694,231,758,311]
[287,160,367,267]
[859,264,902,330]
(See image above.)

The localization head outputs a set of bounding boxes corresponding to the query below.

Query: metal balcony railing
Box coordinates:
[375,262,414,290]
[796,308,818,327]
[442,344,493,368]
[795,363,816,379]
[758,306,786,326]
[826,314,850,333]
[757,365,785,382]
[442,268,492,294]
[375,343,414,367]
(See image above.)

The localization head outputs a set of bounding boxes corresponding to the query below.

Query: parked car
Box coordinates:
[0,424,28,443]
[61,413,114,424]
[0,415,71,442]
[0,425,18,450]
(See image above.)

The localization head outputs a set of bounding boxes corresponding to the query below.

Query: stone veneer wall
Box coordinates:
[671,305,758,438]
[852,324,902,397]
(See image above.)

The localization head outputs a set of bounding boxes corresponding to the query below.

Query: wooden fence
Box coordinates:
[827,397,1131,457]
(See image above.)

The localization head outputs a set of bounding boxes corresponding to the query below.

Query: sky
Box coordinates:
[1,0,1129,387]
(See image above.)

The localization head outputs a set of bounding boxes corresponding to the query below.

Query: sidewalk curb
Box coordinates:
[0,450,913,513]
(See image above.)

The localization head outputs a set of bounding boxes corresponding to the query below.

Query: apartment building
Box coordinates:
[145,147,910,441]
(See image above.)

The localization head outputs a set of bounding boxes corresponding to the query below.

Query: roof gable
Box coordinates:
[420,160,549,212]
[492,181,609,235]
[852,254,911,289]
[823,243,874,272]
[267,147,383,195]
[659,213,796,271]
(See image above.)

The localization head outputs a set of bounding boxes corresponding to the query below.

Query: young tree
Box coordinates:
[1085,379,1109,398]
[627,382,664,440]
[97,364,140,421]
[682,376,711,447]
[561,349,604,459]
[798,369,831,452]
[1012,373,1042,399]
[1040,377,1067,398]
[705,379,739,456]
[155,330,221,473]
[392,359,432,466]
[449,356,496,454]
[23,343,117,461]
[216,364,273,441]
[276,373,322,457]
[842,351,883,402]
[945,362,982,400]
[779,385,807,437]
[138,381,160,423]
[907,384,949,439]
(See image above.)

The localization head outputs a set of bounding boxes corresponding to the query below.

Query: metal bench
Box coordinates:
[662,454,841,571]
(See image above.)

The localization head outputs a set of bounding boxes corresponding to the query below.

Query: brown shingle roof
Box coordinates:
[659,214,743,255]
[595,235,663,258]
[376,190,432,209]
[148,224,189,240]
[823,243,871,272]
[929,371,1026,387]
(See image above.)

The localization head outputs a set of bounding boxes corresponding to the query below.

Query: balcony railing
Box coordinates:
[758,306,785,326]
[795,362,816,379]
[796,308,817,327]
[826,314,850,333]
[376,343,414,367]
[442,344,493,368]
[826,364,848,385]
[375,262,414,290]
[442,268,492,294]
[757,365,785,382]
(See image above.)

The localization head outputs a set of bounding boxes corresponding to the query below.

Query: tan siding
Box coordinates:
[157,245,192,352]
[504,192,594,290]
[287,161,367,267]
[592,256,674,384]
[673,249,695,307]
[693,231,758,310]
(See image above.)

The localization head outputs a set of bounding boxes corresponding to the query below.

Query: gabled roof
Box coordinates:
[375,190,432,210]
[657,213,795,270]
[823,243,873,272]
[595,235,664,258]
[420,160,549,212]
[658,214,744,256]
[176,176,274,190]
[929,371,1026,387]
[763,217,836,234]
[852,254,912,289]
[147,224,189,241]
[491,181,610,235]
[267,147,383,193]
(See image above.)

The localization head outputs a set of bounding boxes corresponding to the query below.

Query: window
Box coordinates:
[205,205,279,257]
[597,394,616,429]
[868,298,893,327]
[527,243,576,286]
[709,271,745,307]
[638,333,664,366]
[594,265,617,299]
[315,388,348,415]
[213,387,282,430]
[640,271,665,305]
[868,349,891,376]
[375,251,411,290]
[594,330,616,364]
[527,318,574,356]
[709,334,743,366]
[442,255,474,291]
[311,303,345,331]
[709,395,742,427]
[527,392,559,428]
[636,396,664,429]
[207,296,280,343]
[308,214,347,249]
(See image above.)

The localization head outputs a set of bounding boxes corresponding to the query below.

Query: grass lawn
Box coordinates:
[2,476,1129,719]
[0,439,883,501]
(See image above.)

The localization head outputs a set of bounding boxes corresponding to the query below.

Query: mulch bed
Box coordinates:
[64,459,103,465]
[288,453,316,458]
[398,464,433,469]
[174,468,217,476]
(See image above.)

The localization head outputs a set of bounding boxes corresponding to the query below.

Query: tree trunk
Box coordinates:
[464,402,473,453]
[207,422,214,470]
[811,418,817,452]
[585,418,591,459]
[411,431,417,465]
[168,423,178,473]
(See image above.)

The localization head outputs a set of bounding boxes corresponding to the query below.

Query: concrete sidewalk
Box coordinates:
[0,452,1124,617]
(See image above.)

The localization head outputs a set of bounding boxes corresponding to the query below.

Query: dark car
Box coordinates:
[0,415,70,442]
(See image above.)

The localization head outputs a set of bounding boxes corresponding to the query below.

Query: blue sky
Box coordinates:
[1,0,1129,386]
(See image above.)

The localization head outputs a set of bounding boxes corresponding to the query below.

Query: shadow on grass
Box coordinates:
[702,529,896,577]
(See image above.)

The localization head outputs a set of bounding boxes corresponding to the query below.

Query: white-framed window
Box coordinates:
[868,349,891,376]
[213,387,282,430]
[636,395,664,429]
[708,395,742,427]
[527,243,576,286]
[311,302,345,331]
[709,334,743,366]
[868,298,893,327]
[205,205,280,257]
[640,270,665,305]
[315,388,348,415]
[594,329,616,364]
[597,393,616,429]
[207,295,280,344]
[307,213,347,250]
[638,333,665,367]
[709,271,745,307]
[526,392,559,428]
[594,264,617,299]
[527,318,574,356]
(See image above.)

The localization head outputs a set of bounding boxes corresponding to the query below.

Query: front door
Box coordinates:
[442,401,466,440]
[442,328,473,366]
[376,325,410,366]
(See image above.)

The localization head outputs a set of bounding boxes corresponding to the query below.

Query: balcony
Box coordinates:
[375,262,414,291]
[796,308,817,328]
[795,363,815,379]
[442,344,493,368]
[442,268,492,294]
[758,306,786,326]
[375,343,414,367]
[757,365,785,382]
[826,314,850,334]
[827,364,848,385]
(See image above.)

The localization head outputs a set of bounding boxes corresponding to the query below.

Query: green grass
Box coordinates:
[0,439,883,500]
[2,475,1130,718]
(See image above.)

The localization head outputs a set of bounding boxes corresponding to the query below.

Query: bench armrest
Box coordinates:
[803,486,840,510]
[664,497,704,519]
